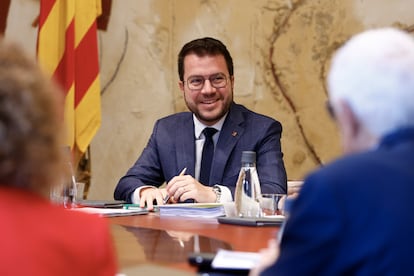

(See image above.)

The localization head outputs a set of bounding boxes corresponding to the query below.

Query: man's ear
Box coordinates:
[178,81,184,92]
[335,100,361,153]
[230,75,235,90]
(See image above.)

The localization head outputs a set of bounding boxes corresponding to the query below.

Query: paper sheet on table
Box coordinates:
[73,207,148,217]
[212,249,261,270]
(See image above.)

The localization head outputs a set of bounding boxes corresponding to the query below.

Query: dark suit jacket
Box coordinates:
[263,128,414,275]
[114,102,287,202]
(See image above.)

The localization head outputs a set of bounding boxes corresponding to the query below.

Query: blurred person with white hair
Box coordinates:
[250,27,414,275]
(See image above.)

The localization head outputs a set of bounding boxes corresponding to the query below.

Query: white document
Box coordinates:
[72,207,148,217]
[211,249,261,270]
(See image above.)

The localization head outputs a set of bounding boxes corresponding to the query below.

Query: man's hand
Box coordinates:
[166,174,216,203]
[139,187,167,211]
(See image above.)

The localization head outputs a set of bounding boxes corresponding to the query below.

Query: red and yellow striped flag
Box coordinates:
[37,0,102,153]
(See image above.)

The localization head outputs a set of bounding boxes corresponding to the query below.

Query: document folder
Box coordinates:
[217,216,284,226]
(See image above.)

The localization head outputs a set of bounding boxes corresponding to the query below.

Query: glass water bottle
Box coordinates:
[234,151,262,217]
[50,147,77,208]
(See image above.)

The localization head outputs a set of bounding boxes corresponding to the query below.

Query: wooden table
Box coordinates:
[109,213,280,273]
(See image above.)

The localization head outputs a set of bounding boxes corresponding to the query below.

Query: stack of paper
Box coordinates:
[158,203,225,218]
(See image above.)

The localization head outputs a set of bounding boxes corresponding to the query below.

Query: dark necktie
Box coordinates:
[199,127,217,185]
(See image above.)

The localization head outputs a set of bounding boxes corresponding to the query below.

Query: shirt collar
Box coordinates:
[193,113,228,139]
[379,127,414,149]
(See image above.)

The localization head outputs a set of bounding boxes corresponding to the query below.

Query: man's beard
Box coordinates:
[184,95,232,124]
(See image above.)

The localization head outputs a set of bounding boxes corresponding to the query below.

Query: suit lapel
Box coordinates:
[210,104,244,185]
[176,114,196,177]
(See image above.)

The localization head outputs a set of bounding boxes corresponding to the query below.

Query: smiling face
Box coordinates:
[179,53,234,126]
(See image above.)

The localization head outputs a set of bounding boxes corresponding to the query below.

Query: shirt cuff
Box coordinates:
[131,186,154,203]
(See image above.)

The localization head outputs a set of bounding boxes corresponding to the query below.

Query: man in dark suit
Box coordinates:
[251,28,414,275]
[114,37,287,209]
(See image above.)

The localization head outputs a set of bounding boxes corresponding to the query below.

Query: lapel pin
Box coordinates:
[232,131,238,137]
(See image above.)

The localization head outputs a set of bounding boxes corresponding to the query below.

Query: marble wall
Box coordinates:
[4,0,414,199]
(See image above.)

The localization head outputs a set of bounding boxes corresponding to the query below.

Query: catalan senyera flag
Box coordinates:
[37,0,102,153]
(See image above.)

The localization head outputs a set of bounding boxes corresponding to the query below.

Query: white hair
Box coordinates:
[327,28,414,137]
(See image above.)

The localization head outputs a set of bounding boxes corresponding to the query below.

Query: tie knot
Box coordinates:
[203,127,217,139]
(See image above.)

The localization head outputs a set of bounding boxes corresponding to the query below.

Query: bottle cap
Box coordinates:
[241,151,256,163]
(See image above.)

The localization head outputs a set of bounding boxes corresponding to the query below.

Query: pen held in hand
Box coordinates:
[163,167,187,204]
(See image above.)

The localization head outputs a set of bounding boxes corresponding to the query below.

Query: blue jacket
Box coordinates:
[114,102,287,202]
[263,128,414,275]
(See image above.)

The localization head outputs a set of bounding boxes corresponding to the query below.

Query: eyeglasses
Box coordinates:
[184,73,228,90]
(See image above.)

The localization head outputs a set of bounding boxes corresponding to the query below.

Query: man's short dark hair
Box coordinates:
[177,37,234,81]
